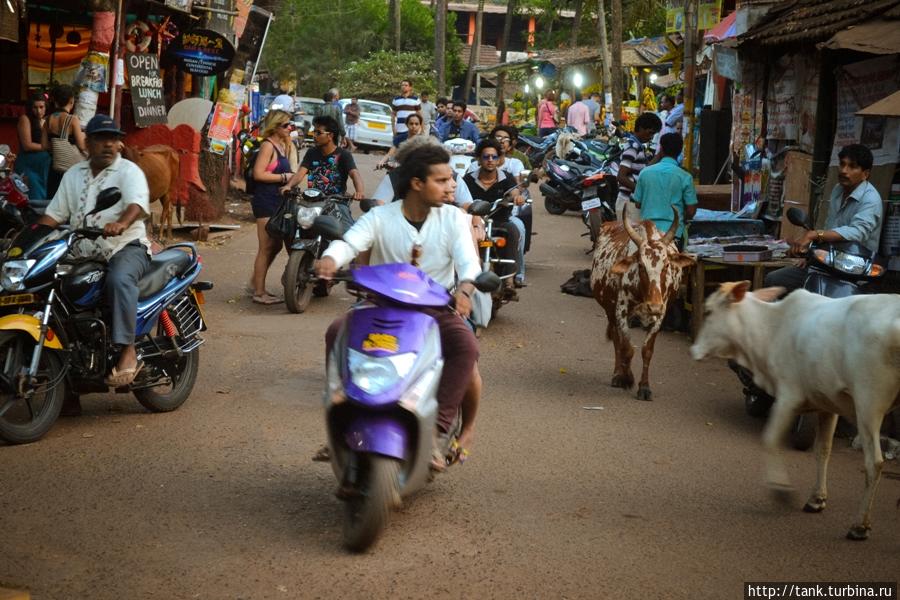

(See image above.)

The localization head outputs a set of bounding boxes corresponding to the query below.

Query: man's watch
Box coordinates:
[816,230,825,243]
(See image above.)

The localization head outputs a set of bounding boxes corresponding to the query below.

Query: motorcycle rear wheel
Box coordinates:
[544,194,567,215]
[343,455,401,552]
[134,349,199,413]
[284,250,315,313]
[0,331,66,445]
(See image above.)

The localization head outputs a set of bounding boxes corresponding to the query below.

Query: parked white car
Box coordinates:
[338,98,393,149]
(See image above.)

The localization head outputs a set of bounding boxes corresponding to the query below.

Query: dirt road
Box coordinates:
[1,152,897,599]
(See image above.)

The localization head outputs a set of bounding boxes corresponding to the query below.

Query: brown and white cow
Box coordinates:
[691,282,900,540]
[591,209,695,400]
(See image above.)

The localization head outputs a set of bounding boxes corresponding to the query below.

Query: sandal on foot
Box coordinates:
[252,293,283,305]
[447,439,470,466]
[105,361,144,388]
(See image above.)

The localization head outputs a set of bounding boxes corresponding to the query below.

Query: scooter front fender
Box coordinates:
[344,415,408,460]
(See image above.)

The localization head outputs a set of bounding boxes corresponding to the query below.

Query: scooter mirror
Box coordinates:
[786,207,810,229]
[311,215,345,239]
[359,198,380,213]
[473,270,501,293]
[91,187,122,215]
[467,200,492,216]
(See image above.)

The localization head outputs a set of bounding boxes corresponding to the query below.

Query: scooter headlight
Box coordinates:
[1,259,35,291]
[811,248,831,267]
[832,251,867,275]
[348,349,416,395]
[297,205,323,229]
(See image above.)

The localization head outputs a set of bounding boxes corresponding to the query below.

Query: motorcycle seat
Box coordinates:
[137,249,193,300]
[556,160,598,176]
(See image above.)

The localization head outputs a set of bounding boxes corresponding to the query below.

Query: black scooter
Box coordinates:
[732,207,885,450]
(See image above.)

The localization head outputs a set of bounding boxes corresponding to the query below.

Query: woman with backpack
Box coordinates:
[249,109,296,305]
[45,85,87,199]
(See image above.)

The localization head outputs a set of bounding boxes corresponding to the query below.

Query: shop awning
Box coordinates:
[704,11,736,43]
[857,90,900,117]
[818,19,900,54]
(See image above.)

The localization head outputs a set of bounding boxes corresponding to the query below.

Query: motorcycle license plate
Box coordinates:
[581,198,603,211]
[0,293,38,306]
[479,240,493,248]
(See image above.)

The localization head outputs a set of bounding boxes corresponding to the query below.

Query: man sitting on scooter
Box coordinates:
[316,143,482,471]
[463,138,527,287]
[36,114,151,389]
[764,144,883,295]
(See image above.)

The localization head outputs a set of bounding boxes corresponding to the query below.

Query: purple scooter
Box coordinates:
[321,257,499,552]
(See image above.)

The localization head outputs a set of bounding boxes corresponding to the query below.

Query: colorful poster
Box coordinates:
[208,102,239,145]
[74,51,109,94]
[666,1,721,33]
[830,55,900,166]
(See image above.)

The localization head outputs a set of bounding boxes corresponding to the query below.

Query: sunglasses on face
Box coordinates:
[279,123,292,129]
[481,154,499,161]
[494,136,511,142]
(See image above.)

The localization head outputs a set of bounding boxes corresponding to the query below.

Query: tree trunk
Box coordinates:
[462,0,485,104]
[610,0,623,119]
[495,0,516,122]
[390,0,401,52]
[434,0,446,96]
[597,0,611,96]
[570,0,584,48]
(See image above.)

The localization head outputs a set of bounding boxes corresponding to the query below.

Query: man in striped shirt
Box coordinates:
[391,79,421,147]
[615,112,662,221]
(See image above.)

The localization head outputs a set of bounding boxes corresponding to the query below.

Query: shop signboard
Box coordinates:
[167,29,235,77]
[666,1,722,33]
[127,52,167,127]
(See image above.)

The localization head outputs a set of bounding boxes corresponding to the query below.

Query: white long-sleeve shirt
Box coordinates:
[323,200,482,290]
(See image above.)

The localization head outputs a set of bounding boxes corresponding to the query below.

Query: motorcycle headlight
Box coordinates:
[832,251,867,275]
[812,248,832,267]
[297,205,323,229]
[1,259,35,291]
[348,349,416,395]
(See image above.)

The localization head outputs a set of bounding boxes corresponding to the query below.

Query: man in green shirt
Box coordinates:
[632,133,697,248]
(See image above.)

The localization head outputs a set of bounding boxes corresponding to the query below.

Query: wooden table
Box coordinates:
[689,256,795,339]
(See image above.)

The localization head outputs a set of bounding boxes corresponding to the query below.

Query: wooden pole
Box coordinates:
[434,0,446,97]
[597,0,611,99]
[682,0,698,174]
[610,0,623,119]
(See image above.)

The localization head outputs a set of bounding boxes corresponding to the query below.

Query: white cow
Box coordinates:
[690,281,900,540]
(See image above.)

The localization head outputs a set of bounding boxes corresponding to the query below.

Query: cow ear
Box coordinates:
[753,286,786,303]
[610,256,635,276]
[728,280,751,303]
[669,253,696,269]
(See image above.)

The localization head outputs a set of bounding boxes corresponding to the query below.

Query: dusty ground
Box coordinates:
[1,152,898,600]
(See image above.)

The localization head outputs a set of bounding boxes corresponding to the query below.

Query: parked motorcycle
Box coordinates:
[319,253,500,551]
[732,206,885,450]
[0,147,49,241]
[281,189,348,313]
[540,158,617,223]
[0,187,212,444]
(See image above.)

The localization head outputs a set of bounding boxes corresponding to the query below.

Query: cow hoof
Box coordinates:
[846,525,870,541]
[636,387,652,401]
[611,375,634,389]
[768,483,795,506]
[802,498,826,513]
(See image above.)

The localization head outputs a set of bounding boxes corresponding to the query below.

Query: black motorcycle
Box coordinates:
[282,189,348,313]
[0,188,212,444]
[733,207,885,450]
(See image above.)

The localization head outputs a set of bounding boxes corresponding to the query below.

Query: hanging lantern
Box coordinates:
[66,27,82,46]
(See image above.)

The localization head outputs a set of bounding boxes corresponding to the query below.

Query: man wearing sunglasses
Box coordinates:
[462,139,527,287]
[280,115,365,227]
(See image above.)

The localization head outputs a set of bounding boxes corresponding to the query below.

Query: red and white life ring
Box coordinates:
[125,20,152,53]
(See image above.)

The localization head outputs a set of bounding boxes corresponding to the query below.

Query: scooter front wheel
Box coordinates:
[284,250,315,313]
[343,455,401,552]
[543,194,568,215]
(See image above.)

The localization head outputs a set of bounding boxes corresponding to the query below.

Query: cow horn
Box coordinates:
[621,207,643,246]
[662,206,679,245]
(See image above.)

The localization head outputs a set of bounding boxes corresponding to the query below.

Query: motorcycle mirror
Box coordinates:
[359,198,380,213]
[473,271,501,293]
[90,187,122,215]
[311,215,345,239]
[786,207,810,229]
[467,200,492,216]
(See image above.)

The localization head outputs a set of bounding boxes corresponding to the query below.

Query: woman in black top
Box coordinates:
[15,92,51,200]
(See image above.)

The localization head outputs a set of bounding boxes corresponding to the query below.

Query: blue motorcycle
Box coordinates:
[322,259,498,552]
[0,188,212,444]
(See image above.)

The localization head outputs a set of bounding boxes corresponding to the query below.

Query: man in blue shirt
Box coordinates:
[764,143,883,292]
[633,133,697,248]
[438,101,480,144]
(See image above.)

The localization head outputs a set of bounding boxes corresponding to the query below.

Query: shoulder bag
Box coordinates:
[265,194,297,240]
[51,114,86,173]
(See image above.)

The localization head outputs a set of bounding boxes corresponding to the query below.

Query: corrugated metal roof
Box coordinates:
[740,0,900,46]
